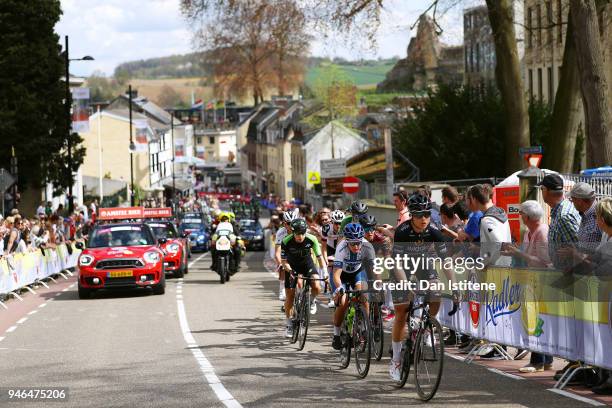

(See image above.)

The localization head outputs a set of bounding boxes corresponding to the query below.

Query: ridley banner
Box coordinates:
[437,266,612,370]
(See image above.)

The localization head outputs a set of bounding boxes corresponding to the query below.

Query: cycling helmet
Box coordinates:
[343,222,365,241]
[291,218,308,234]
[358,214,377,229]
[283,208,300,223]
[408,193,432,214]
[350,201,368,215]
[330,209,345,223]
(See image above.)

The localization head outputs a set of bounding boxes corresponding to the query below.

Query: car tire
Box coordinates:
[153,274,166,295]
[78,285,91,299]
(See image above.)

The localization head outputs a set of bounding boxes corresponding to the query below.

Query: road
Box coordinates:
[0,251,601,407]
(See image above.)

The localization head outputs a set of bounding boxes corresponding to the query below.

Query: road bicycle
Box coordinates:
[369,296,385,361]
[337,288,371,378]
[289,272,326,351]
[395,294,458,401]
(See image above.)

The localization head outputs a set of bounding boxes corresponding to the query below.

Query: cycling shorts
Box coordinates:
[339,270,367,291]
[284,262,318,289]
[390,276,441,305]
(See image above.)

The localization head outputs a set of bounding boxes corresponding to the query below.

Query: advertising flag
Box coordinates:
[133,119,149,152]
[71,87,90,133]
[175,138,185,157]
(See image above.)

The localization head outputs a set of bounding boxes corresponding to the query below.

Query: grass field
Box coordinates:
[305,62,395,88]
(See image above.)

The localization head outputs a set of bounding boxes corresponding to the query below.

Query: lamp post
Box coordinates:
[171,112,176,203]
[64,35,94,213]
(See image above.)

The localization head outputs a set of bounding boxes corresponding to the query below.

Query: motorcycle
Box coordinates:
[214,231,233,284]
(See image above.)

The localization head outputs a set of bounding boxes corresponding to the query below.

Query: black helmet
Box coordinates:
[350,201,368,215]
[358,214,377,229]
[408,193,432,214]
[290,218,308,234]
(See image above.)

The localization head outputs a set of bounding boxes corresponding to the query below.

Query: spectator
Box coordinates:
[537,174,580,269]
[569,182,602,254]
[441,186,459,206]
[381,190,410,236]
[44,201,53,217]
[417,185,442,228]
[36,202,45,218]
[440,203,462,239]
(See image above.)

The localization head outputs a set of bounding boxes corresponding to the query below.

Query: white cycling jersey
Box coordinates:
[275,226,288,246]
[333,238,376,274]
[321,223,339,250]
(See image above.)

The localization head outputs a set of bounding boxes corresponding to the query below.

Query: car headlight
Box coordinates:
[79,254,94,266]
[253,235,263,240]
[198,235,205,241]
[143,251,161,264]
[167,243,180,254]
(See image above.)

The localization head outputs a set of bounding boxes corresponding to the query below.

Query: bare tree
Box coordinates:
[570,0,612,166]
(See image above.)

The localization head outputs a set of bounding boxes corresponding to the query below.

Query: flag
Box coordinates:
[191,99,203,109]
[206,101,215,110]
[71,87,90,133]
[133,119,149,152]
[215,100,225,109]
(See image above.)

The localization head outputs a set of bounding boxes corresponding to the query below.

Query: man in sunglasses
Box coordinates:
[331,222,376,350]
[388,193,452,381]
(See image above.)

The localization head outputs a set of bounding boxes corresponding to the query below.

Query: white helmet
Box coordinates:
[283,208,300,223]
[331,210,345,223]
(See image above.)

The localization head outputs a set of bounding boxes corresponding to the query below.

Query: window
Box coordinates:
[527,8,533,48]
[197,136,202,144]
[546,2,553,44]
[464,47,468,72]
[548,67,554,105]
[557,0,563,44]
[476,43,480,72]
[528,69,534,100]
[470,44,474,72]
[209,136,214,145]
[537,5,542,45]
[538,68,543,101]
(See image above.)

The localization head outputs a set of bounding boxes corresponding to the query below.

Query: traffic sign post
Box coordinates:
[320,159,346,179]
[343,176,360,194]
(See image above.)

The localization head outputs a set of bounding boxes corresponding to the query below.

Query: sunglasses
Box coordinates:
[412,212,431,219]
[364,226,375,233]
[348,241,362,247]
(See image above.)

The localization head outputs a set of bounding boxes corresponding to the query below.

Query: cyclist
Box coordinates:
[339,201,369,236]
[359,214,392,257]
[331,223,376,350]
[321,209,345,307]
[275,208,300,301]
[281,218,326,338]
[388,193,455,381]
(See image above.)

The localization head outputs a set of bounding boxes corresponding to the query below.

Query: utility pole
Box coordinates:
[171,112,176,203]
[129,85,134,206]
[383,127,394,202]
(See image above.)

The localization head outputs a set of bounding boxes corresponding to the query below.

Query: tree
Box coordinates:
[156,84,184,108]
[570,0,612,166]
[0,0,83,194]
[309,64,357,126]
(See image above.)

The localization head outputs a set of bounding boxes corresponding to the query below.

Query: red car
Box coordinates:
[146,221,189,278]
[77,223,166,299]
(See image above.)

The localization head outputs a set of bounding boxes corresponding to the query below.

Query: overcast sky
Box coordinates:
[57,0,481,77]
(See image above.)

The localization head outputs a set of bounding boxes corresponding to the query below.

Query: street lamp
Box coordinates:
[64,35,94,214]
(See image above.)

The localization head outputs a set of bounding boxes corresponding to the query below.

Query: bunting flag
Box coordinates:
[191,99,203,109]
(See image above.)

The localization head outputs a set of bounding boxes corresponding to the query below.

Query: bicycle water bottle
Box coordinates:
[347,306,355,333]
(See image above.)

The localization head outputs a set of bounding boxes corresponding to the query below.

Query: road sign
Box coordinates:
[324,177,344,194]
[307,171,320,185]
[287,180,293,188]
[0,168,16,193]
[343,176,360,194]
[524,154,543,168]
[519,146,543,155]
[320,159,346,178]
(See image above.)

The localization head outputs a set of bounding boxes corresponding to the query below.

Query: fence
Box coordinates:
[539,173,612,199]
[0,244,80,305]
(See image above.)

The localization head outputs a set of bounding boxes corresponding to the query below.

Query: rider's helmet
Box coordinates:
[358,214,377,230]
[343,222,365,241]
[283,208,300,223]
[290,218,308,235]
[228,212,236,221]
[350,201,368,216]
[330,209,345,223]
[407,193,432,214]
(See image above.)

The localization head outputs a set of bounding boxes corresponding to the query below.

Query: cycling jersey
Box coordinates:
[321,223,340,255]
[281,233,322,289]
[393,220,448,281]
[333,238,375,274]
[275,226,288,246]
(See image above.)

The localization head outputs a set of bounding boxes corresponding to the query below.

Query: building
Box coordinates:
[291,121,369,201]
[463,6,497,85]
[377,15,464,91]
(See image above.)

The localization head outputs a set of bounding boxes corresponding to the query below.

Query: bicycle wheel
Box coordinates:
[353,307,371,378]
[395,337,412,388]
[290,290,300,344]
[414,317,444,401]
[297,289,310,351]
[339,310,351,369]
[370,302,384,361]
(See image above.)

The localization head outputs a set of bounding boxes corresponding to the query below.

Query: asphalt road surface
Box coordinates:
[0,251,598,407]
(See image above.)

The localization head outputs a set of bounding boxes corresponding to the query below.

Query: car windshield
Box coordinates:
[89,225,155,248]
[239,220,260,231]
[147,223,177,238]
[182,221,203,230]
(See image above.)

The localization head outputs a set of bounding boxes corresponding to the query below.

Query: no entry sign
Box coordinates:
[343,176,360,194]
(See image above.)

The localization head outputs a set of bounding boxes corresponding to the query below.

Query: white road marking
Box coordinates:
[27,310,37,316]
[548,388,606,406]
[0,337,4,342]
[188,253,208,268]
[62,287,70,292]
[487,368,524,380]
[16,317,27,324]
[5,326,17,333]
[176,254,242,408]
[38,303,47,308]
[447,353,466,362]
[54,293,61,297]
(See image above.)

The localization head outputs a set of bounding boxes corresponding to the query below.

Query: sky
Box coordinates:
[56,0,482,77]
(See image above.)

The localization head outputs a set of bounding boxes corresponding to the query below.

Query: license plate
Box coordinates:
[108,270,133,278]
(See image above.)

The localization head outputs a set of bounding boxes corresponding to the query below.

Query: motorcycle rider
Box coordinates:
[210,213,242,272]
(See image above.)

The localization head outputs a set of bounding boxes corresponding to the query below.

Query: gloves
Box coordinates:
[334,286,345,296]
